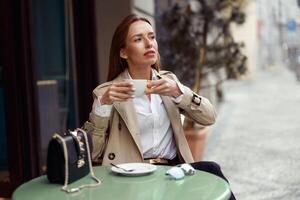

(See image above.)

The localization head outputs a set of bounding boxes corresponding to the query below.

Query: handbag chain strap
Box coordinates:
[53,128,101,193]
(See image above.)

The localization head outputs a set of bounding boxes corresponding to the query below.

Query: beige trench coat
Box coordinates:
[86,70,216,166]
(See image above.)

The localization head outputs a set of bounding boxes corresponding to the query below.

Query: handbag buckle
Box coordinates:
[77,159,85,168]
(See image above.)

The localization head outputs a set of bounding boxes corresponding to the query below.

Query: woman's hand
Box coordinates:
[100,82,134,105]
[149,78,182,97]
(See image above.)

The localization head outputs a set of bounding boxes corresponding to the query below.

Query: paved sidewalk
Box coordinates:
[203,66,300,200]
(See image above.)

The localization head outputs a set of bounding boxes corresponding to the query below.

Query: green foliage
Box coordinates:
[158,0,248,88]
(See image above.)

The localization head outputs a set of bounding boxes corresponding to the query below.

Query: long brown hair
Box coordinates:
[107,14,160,81]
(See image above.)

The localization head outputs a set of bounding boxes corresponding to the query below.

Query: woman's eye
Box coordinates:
[134,38,142,42]
[150,35,156,40]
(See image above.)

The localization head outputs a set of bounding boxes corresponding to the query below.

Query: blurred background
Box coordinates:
[0,0,300,199]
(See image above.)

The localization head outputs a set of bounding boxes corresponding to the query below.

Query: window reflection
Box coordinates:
[32,0,77,173]
[0,32,10,185]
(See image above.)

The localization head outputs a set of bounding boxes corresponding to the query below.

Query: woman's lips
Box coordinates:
[144,50,156,56]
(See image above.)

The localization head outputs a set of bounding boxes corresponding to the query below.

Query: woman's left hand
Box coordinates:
[149,78,182,97]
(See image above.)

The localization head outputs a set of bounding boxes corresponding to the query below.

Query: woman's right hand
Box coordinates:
[99,81,134,105]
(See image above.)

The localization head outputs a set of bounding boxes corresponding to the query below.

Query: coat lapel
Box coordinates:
[113,101,143,155]
[160,84,193,162]
[154,70,183,134]
[161,96,182,135]
[112,72,143,156]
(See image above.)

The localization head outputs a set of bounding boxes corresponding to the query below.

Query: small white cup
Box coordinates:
[126,79,148,97]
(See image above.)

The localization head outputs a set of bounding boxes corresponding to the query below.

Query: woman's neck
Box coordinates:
[128,65,152,80]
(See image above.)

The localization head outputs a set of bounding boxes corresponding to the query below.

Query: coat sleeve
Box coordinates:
[82,82,112,164]
[161,71,217,126]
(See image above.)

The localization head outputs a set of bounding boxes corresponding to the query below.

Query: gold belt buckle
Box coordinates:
[149,158,160,164]
[148,158,168,164]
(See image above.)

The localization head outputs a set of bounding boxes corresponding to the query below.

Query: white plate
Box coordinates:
[111,163,157,176]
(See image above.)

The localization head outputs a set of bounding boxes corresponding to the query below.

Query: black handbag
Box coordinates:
[47,128,101,193]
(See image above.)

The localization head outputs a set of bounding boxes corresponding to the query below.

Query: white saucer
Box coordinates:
[111,163,157,176]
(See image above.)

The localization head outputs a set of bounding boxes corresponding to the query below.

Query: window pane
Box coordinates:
[32,0,77,173]
[0,30,10,185]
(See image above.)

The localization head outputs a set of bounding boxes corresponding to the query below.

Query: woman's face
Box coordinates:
[120,20,158,68]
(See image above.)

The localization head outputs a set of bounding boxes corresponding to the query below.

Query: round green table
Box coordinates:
[12,166,230,200]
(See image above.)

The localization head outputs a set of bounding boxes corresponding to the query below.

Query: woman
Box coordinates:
[85,14,235,199]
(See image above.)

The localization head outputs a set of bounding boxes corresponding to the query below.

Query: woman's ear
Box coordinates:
[120,49,128,59]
